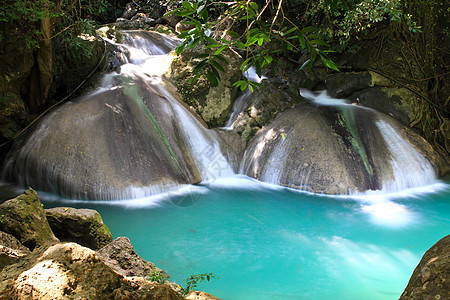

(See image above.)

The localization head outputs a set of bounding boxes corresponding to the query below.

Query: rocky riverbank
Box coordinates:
[0,188,219,299]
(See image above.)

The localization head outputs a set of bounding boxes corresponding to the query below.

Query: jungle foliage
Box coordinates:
[0,0,123,51]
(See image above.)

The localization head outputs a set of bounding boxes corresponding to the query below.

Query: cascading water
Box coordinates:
[224,67,265,128]
[240,89,437,194]
[0,30,441,199]
[1,31,233,200]
[299,89,437,192]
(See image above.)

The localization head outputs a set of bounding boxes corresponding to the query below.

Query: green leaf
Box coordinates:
[206,71,218,86]
[301,26,317,34]
[298,33,306,49]
[299,59,311,71]
[249,28,260,37]
[321,57,340,71]
[214,54,229,65]
[209,65,221,80]
[213,45,227,55]
[177,11,195,17]
[226,30,240,38]
[233,80,248,91]
[310,40,330,47]
[249,2,258,13]
[235,41,246,49]
[194,53,210,59]
[205,36,218,45]
[196,4,205,14]
[193,59,208,74]
[205,44,222,49]
[283,26,298,36]
[307,34,323,40]
[264,55,273,64]
[210,59,225,72]
[182,1,192,10]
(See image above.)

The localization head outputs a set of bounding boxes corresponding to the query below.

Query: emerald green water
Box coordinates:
[37,176,450,300]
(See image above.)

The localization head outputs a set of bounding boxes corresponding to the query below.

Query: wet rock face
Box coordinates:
[2,76,203,200]
[232,77,303,142]
[0,188,58,250]
[46,207,113,250]
[242,102,437,194]
[167,45,242,127]
[400,235,450,300]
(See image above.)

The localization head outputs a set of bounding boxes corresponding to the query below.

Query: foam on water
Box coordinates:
[300,89,351,106]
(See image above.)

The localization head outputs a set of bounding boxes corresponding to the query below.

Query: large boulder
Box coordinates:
[46,207,113,250]
[242,102,438,194]
[0,188,58,250]
[97,237,164,278]
[0,242,183,300]
[232,76,303,142]
[400,235,450,300]
[166,45,242,127]
[2,75,204,200]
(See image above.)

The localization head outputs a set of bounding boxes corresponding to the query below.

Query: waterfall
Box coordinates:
[301,89,437,193]
[375,119,436,191]
[224,67,265,129]
[2,31,233,200]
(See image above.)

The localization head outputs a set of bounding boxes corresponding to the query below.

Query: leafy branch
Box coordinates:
[181,272,219,297]
[166,0,340,91]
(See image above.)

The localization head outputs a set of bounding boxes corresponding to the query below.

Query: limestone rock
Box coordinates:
[0,93,27,141]
[325,71,372,98]
[2,74,203,200]
[0,188,58,250]
[186,290,222,300]
[2,242,183,300]
[348,86,416,127]
[45,207,112,250]
[167,45,242,127]
[0,231,31,271]
[233,77,303,142]
[242,103,437,194]
[97,237,164,278]
[164,12,182,27]
[400,235,450,300]
[122,2,139,19]
[175,19,195,33]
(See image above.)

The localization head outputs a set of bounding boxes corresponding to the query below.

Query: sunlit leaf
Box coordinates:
[206,71,218,86]
[210,59,225,72]
[299,59,310,71]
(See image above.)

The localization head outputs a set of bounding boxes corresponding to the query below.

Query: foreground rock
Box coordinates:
[1,242,183,300]
[98,237,164,278]
[46,207,113,250]
[0,188,58,250]
[0,231,30,271]
[0,189,218,299]
[400,235,450,300]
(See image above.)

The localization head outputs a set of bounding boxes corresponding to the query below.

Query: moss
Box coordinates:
[339,108,374,177]
[122,77,183,173]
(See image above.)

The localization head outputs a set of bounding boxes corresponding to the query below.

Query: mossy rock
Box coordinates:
[0,188,58,250]
[45,207,113,250]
